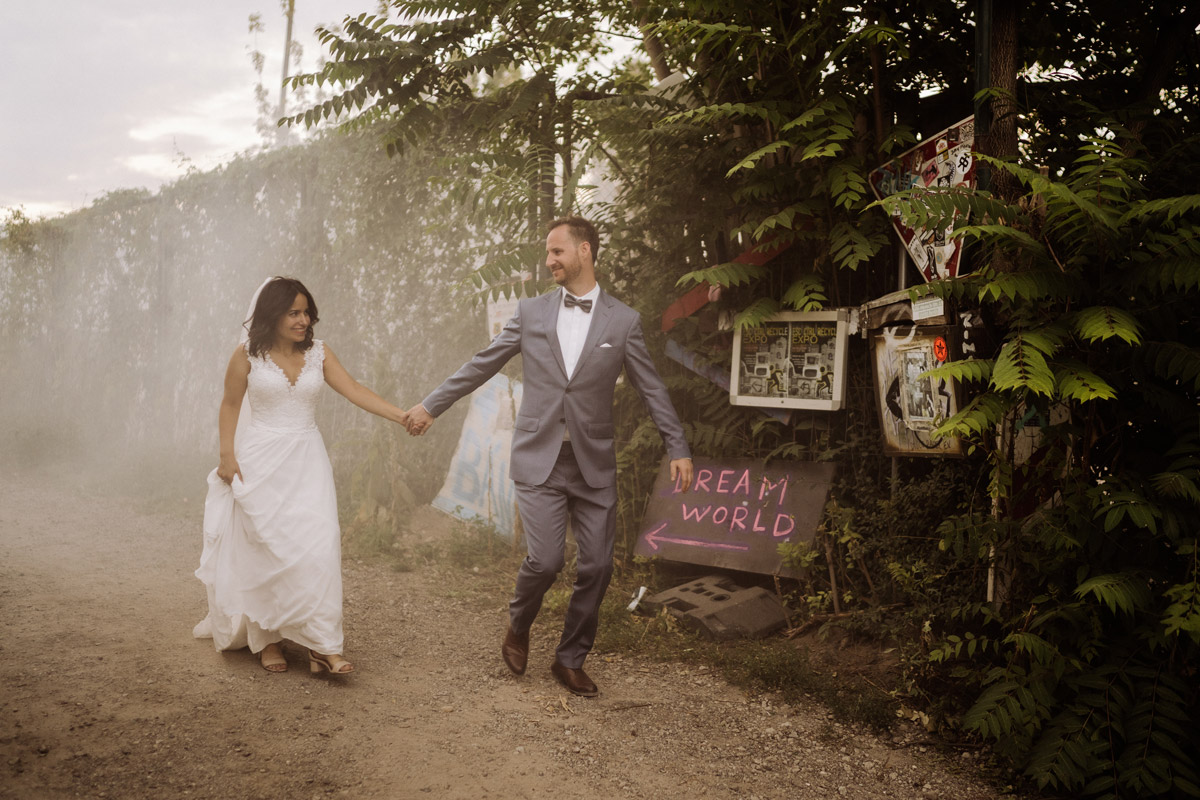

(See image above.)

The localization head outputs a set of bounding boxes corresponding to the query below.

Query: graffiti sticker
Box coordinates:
[869,116,977,282]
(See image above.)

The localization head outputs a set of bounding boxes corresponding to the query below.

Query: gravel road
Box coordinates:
[0,469,1020,799]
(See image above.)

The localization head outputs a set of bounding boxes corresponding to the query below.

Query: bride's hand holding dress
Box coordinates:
[194,277,409,677]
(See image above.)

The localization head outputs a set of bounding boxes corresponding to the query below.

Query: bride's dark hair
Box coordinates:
[244,277,319,358]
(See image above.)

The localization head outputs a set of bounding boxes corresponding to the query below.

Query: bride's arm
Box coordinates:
[217,345,250,483]
[322,344,410,426]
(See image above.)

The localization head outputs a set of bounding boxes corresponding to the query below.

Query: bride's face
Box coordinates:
[275,293,311,346]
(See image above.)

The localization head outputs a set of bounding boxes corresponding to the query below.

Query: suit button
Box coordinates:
[559,418,565,423]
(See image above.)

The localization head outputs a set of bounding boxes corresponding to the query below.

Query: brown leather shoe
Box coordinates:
[551,660,598,697]
[502,626,529,676]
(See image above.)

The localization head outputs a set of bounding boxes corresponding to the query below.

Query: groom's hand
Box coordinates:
[406,404,434,436]
[670,458,694,493]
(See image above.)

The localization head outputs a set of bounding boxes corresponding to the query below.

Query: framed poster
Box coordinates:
[868,116,977,283]
[871,324,963,457]
[729,310,850,411]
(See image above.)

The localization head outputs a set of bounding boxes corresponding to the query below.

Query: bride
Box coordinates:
[193,277,408,675]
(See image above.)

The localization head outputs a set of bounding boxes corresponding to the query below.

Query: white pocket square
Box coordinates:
[600,342,613,348]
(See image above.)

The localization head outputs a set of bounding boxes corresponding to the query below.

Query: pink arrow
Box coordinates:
[643,522,750,553]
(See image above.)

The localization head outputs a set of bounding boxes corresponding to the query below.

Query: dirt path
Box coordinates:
[0,470,1017,800]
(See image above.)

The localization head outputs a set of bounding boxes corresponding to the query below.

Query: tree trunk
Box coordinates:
[631,0,671,81]
[867,4,888,162]
[987,1,1019,203]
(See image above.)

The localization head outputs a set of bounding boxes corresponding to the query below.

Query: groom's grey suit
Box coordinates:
[421,287,690,667]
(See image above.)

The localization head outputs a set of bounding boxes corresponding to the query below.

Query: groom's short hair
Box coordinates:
[548,217,600,265]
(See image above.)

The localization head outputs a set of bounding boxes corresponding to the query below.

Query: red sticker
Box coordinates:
[933,336,948,362]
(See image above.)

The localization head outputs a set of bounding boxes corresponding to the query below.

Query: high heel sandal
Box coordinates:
[259,642,288,673]
[309,650,354,675]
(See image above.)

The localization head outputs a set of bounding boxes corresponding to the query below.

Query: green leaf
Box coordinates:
[991,335,1056,396]
[1162,578,1200,643]
[921,358,992,384]
[1151,471,1200,505]
[1119,194,1200,225]
[828,220,885,271]
[1074,572,1152,615]
[1054,359,1117,402]
[659,101,785,128]
[932,392,1011,439]
[779,101,835,133]
[1142,341,1200,392]
[733,298,782,330]
[781,275,827,311]
[675,261,768,289]
[979,153,1119,233]
[978,270,1067,304]
[1093,490,1162,534]
[726,140,794,178]
[751,202,818,239]
[1072,306,1142,346]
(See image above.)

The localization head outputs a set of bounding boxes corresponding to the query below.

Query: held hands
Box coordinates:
[405,404,435,436]
[217,455,243,485]
[670,457,694,493]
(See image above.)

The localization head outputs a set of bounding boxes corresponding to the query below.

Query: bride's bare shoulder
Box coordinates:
[228,343,252,367]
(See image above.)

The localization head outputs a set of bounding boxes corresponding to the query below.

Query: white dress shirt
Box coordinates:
[557,284,600,380]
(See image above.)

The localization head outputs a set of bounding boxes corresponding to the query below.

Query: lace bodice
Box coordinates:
[246,340,325,433]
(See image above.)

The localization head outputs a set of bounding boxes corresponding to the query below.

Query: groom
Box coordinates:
[406,217,693,696]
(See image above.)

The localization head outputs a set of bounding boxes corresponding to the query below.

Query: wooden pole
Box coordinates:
[276,0,295,145]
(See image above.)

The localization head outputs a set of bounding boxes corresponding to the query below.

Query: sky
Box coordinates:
[1,1,382,219]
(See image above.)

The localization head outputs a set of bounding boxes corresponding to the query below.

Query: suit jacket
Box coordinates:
[422,288,691,488]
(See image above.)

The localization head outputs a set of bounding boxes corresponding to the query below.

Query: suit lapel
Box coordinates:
[543,290,568,380]
[569,289,614,384]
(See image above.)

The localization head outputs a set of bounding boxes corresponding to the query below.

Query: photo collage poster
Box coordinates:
[731,313,847,410]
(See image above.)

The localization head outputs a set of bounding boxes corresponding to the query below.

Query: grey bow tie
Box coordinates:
[564,295,592,313]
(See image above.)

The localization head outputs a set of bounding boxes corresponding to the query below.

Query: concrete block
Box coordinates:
[642,575,788,641]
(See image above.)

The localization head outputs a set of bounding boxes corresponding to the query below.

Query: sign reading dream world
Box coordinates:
[635,457,836,577]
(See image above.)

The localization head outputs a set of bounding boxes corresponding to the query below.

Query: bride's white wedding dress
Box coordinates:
[193,339,344,655]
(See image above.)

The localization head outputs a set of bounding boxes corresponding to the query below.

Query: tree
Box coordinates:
[284,0,650,287]
[291,3,1200,795]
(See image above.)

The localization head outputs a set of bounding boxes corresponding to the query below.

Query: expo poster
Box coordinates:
[730,312,848,411]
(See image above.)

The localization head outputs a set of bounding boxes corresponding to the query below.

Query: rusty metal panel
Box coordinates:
[642,575,788,641]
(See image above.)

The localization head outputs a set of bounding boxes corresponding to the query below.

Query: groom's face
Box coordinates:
[546,226,585,288]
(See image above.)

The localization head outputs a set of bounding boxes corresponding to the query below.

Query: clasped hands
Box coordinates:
[403,404,434,436]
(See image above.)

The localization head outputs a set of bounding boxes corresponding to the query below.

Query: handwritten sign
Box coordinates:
[634,457,836,576]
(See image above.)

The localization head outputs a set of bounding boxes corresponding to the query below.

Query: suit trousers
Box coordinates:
[509,440,617,669]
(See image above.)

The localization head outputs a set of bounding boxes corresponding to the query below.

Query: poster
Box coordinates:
[486,294,521,341]
[899,341,942,429]
[868,116,977,282]
[871,325,963,457]
[432,373,522,538]
[729,310,850,411]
